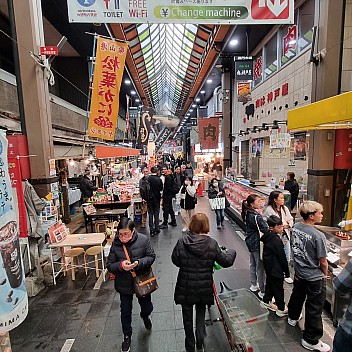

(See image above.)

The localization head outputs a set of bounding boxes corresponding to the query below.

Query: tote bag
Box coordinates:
[209,196,226,210]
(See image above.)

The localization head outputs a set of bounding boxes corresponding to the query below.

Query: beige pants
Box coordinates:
[181,208,195,229]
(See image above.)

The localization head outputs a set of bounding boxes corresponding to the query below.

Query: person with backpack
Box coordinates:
[139,167,150,228]
[147,166,164,237]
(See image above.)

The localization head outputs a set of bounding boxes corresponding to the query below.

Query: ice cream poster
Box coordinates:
[0,131,28,332]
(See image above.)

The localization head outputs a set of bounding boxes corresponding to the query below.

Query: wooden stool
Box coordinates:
[84,246,102,278]
[94,220,109,233]
[63,247,85,281]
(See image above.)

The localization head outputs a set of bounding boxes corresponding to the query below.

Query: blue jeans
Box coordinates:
[120,293,153,337]
[215,209,225,226]
[283,232,291,263]
[333,327,352,352]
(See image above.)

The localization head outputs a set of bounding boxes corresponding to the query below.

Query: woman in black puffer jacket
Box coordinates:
[107,218,156,352]
[172,213,236,352]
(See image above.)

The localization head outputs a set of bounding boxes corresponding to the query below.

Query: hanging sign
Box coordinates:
[87,37,128,141]
[138,108,153,155]
[68,0,294,25]
[40,46,58,56]
[198,118,219,150]
[237,82,252,104]
[0,131,28,333]
[155,128,172,153]
[235,60,253,81]
[125,95,130,132]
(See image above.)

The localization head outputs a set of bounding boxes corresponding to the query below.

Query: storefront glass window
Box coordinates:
[264,33,278,79]
[298,0,315,52]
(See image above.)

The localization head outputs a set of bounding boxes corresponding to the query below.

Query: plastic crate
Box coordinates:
[217,288,269,343]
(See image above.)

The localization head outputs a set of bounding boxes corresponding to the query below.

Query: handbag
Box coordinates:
[209,196,226,210]
[122,245,158,298]
[254,215,264,260]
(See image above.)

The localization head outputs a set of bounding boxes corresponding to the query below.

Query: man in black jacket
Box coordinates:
[284,172,299,210]
[261,215,290,317]
[80,170,98,201]
[160,167,177,228]
[147,166,163,236]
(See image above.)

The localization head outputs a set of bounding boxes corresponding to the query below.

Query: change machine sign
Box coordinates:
[0,131,28,333]
[68,0,294,25]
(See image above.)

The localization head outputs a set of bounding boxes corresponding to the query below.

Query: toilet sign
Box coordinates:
[40,46,59,56]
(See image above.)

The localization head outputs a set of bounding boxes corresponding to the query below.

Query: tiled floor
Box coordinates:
[9,197,335,351]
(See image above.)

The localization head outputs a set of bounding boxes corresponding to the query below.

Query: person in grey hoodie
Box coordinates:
[172,213,236,352]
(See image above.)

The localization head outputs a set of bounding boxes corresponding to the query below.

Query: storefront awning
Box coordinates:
[288,91,352,130]
[95,146,140,159]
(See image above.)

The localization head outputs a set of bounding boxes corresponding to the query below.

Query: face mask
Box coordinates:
[213,182,218,187]
[185,181,190,185]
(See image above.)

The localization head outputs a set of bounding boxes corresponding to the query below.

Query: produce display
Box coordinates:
[107,181,140,203]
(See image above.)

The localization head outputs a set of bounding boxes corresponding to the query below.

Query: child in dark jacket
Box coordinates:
[260,215,290,317]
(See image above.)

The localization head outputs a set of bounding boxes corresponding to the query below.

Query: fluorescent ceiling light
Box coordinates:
[131,90,136,95]
[190,109,193,112]
[187,113,190,115]
[125,79,131,84]
[135,99,140,102]
[206,79,212,83]
[200,90,205,94]
[230,39,239,46]
[192,104,197,108]
[195,98,201,102]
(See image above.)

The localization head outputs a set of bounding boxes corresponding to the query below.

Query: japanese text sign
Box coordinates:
[68,0,294,25]
[40,46,59,56]
[198,118,219,150]
[283,25,297,56]
[334,130,352,169]
[88,37,128,140]
[235,60,253,81]
[155,127,172,153]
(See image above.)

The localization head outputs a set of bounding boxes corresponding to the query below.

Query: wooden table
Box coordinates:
[84,208,127,232]
[49,233,105,285]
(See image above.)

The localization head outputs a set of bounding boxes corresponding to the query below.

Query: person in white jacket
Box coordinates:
[178,176,197,232]
[263,190,294,284]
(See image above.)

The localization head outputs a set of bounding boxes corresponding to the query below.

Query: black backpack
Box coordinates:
[139,177,151,201]
[171,176,180,195]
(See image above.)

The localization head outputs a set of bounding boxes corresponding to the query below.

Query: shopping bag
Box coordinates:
[209,197,226,210]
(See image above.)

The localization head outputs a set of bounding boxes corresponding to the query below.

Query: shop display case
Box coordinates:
[315,226,352,326]
[223,178,290,228]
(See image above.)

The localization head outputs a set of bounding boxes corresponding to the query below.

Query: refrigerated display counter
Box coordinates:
[315,225,352,326]
[223,178,290,229]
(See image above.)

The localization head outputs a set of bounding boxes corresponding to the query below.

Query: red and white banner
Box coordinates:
[126,95,130,132]
[198,118,219,150]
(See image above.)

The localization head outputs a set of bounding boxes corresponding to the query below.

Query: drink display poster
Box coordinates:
[0,131,28,332]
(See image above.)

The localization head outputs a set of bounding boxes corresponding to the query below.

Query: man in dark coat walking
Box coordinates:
[147,166,163,236]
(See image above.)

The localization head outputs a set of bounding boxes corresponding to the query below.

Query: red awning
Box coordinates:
[95,146,140,158]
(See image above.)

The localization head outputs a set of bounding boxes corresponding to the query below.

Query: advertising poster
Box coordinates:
[0,131,28,333]
[68,0,294,25]
[293,132,307,160]
[270,132,291,149]
[237,82,252,104]
[251,138,263,157]
[87,37,128,140]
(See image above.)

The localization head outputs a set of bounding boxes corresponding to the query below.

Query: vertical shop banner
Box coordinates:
[138,108,153,155]
[88,37,128,141]
[293,132,307,160]
[334,130,352,169]
[0,131,28,333]
[155,128,172,153]
[125,95,130,132]
[198,118,219,150]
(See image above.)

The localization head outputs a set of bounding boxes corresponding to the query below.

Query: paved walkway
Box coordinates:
[9,197,335,351]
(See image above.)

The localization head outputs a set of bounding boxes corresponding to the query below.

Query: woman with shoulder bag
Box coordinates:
[179,176,197,233]
[172,213,237,352]
[262,190,294,284]
[107,218,156,352]
[242,194,269,299]
[208,178,226,229]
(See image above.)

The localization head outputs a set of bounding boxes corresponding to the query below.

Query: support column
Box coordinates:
[221,65,233,173]
[308,0,345,225]
[13,0,56,197]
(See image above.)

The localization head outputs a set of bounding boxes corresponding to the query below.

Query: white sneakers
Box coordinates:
[250,285,259,292]
[285,277,294,284]
[301,339,330,352]
[258,291,265,299]
[276,306,288,317]
[287,314,303,327]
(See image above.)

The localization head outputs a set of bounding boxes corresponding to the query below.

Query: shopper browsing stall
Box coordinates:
[260,215,290,317]
[263,190,294,284]
[241,194,269,299]
[107,218,156,352]
[287,201,330,352]
[172,213,236,352]
[80,170,98,202]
